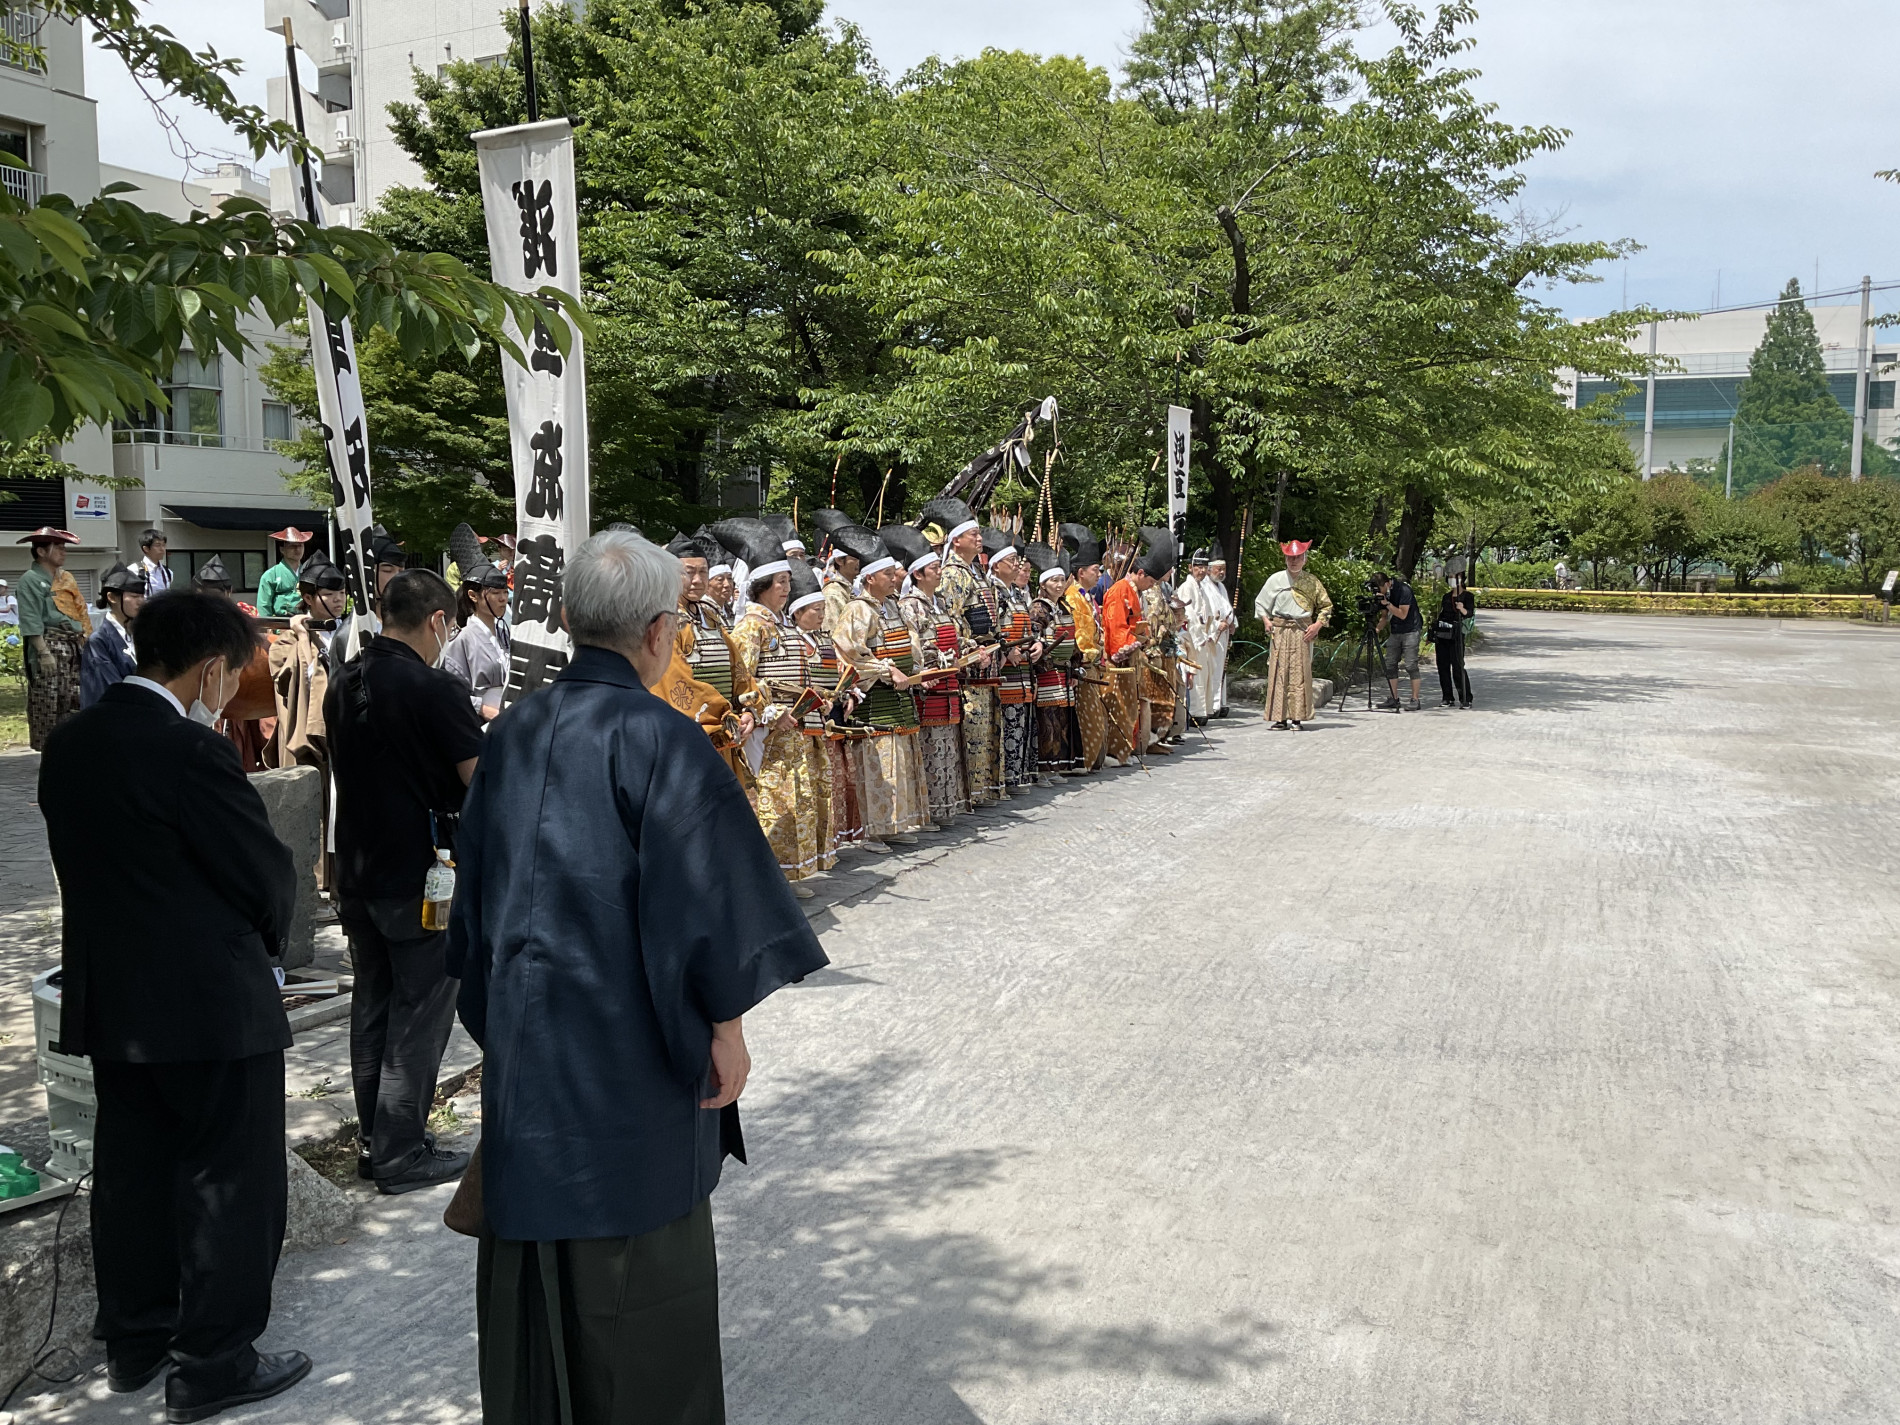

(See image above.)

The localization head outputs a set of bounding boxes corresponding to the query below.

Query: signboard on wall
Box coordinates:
[68,485,112,528]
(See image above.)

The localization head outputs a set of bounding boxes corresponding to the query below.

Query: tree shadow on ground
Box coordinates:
[718,1055,1283,1425]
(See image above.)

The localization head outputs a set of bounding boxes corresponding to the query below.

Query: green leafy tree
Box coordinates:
[1823,475,1900,590]
[296,0,890,541]
[259,327,513,554]
[0,1,576,456]
[1756,465,1840,564]
[1704,494,1794,590]
[1563,474,1647,587]
[1638,472,1713,588]
[1720,280,1890,492]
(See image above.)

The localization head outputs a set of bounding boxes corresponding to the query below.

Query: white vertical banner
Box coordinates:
[293,170,377,616]
[1166,404,1192,569]
[473,117,590,701]
[306,305,376,613]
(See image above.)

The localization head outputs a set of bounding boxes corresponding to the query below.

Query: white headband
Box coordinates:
[782,539,806,554]
[707,563,732,579]
[748,559,791,583]
[990,545,1018,567]
[788,591,826,615]
[1039,566,1066,585]
[909,551,941,573]
[945,519,979,542]
[860,556,899,578]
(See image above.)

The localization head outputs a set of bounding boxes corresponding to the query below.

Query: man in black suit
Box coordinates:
[39,592,312,1422]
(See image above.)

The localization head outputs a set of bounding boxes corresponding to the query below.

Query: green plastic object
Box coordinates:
[0,1149,42,1198]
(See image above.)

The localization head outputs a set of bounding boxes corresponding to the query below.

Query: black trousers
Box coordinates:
[339,895,459,1178]
[477,1199,724,1425]
[90,1052,287,1391]
[1437,637,1471,705]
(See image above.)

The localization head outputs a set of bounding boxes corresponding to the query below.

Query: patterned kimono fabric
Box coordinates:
[27,626,83,752]
[803,627,863,849]
[1265,618,1317,721]
[685,605,753,799]
[996,583,1038,787]
[1064,585,1108,772]
[960,575,1006,805]
[847,601,929,839]
[903,593,972,825]
[1032,596,1079,775]
[734,607,833,881]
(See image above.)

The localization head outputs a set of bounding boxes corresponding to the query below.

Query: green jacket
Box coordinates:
[256,561,303,618]
[17,564,78,638]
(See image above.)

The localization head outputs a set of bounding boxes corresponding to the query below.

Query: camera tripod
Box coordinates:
[1336,608,1396,713]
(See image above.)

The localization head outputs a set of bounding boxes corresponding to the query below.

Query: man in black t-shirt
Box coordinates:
[1375,571,1425,710]
[325,570,485,1193]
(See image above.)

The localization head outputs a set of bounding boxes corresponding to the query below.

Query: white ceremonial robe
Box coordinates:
[1181,573,1232,718]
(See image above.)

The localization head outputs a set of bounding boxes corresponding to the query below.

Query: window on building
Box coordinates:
[117,351,225,447]
[165,549,266,593]
[0,477,69,531]
[262,401,294,443]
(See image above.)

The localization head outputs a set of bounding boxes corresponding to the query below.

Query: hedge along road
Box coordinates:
[20,609,1900,1424]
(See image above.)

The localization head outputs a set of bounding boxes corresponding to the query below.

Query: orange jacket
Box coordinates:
[1101,577,1145,659]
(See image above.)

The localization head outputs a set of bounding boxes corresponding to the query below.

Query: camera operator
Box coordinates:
[1374,571,1423,711]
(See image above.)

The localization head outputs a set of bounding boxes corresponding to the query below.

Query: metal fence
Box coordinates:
[0,165,46,204]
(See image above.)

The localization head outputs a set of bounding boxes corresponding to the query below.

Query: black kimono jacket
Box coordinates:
[447,644,828,1242]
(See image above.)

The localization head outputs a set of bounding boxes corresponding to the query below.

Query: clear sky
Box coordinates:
[92,0,1900,321]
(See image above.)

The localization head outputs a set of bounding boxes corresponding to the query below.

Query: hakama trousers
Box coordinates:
[847,729,928,838]
[27,626,82,751]
[1265,618,1316,722]
[1073,672,1109,771]
[478,1199,723,1425]
[1000,702,1036,787]
[960,686,1005,805]
[918,723,971,824]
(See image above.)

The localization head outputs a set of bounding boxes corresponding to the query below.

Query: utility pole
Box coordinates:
[1641,321,1657,480]
[1852,273,1872,481]
[1726,420,1735,499]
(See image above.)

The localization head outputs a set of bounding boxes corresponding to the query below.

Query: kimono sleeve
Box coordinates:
[634,722,828,1085]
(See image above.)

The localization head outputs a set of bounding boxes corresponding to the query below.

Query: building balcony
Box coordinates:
[0,4,46,74]
[0,164,45,203]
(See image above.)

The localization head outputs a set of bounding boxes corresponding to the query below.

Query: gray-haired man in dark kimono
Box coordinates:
[448,527,828,1424]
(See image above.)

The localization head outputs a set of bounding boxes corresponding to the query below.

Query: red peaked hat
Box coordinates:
[16,528,78,546]
[1279,539,1313,557]
[269,526,314,543]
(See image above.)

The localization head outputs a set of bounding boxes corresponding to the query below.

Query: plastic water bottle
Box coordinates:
[421,849,456,931]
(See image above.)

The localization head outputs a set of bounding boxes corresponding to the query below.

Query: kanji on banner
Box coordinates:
[1166,405,1192,573]
[294,182,376,616]
[473,118,591,702]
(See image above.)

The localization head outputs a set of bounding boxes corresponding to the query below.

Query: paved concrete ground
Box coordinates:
[10,610,1900,1424]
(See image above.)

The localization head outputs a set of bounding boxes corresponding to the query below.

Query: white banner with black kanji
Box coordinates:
[1166,404,1192,570]
[473,117,590,700]
[296,187,377,616]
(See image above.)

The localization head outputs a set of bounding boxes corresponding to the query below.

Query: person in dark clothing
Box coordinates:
[1434,578,1477,708]
[325,569,484,1194]
[448,529,828,1424]
[1375,571,1424,710]
[39,591,311,1420]
[79,562,145,708]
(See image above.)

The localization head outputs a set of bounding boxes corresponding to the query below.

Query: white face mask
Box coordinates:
[430,615,451,668]
[187,660,227,726]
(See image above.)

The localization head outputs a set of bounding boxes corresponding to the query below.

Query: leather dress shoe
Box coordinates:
[107,1348,171,1393]
[166,1350,311,1423]
[376,1144,470,1195]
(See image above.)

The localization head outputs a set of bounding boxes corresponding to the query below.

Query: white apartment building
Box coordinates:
[263,0,519,225]
[1569,301,1898,477]
[0,3,322,599]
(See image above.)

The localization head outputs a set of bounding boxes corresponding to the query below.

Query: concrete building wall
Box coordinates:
[1567,303,1898,477]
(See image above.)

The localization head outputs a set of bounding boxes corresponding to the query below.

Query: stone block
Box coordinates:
[0,1190,94,1394]
[249,766,320,970]
[284,1146,356,1253]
